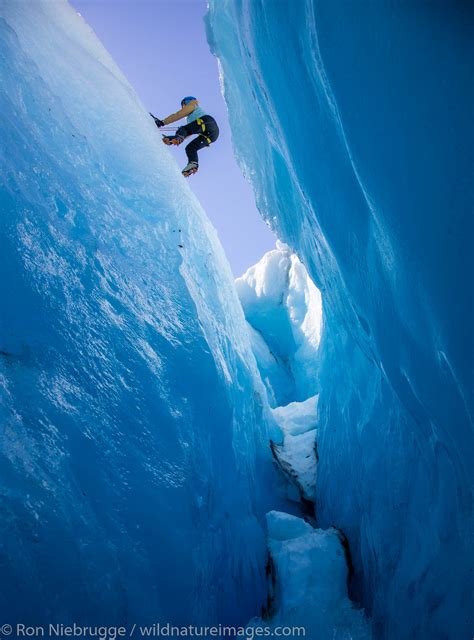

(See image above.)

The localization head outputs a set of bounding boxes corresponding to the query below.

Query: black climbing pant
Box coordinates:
[176,115,219,165]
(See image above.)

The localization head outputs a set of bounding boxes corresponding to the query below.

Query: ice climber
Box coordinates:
[151,97,219,177]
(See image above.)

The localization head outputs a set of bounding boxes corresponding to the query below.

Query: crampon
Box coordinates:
[182,161,199,177]
[162,134,185,146]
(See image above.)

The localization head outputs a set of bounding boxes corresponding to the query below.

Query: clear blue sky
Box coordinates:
[70,0,275,275]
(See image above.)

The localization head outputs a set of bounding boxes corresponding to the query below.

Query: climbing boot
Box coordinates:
[162,134,185,146]
[182,161,199,177]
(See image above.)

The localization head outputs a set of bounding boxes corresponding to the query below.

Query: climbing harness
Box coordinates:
[196,118,212,145]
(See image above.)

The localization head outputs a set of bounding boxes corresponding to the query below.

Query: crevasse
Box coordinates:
[0,1,370,634]
[236,244,322,506]
[1,0,472,638]
[206,1,473,639]
[236,245,372,638]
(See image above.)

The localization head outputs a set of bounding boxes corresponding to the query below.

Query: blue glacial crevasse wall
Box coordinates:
[206,2,473,638]
[0,0,281,626]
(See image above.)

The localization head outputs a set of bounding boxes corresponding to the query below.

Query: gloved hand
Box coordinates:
[149,112,165,128]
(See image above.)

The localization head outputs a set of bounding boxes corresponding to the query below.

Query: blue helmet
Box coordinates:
[181,96,197,106]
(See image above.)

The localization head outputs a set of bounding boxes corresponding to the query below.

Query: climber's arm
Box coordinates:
[163,100,198,125]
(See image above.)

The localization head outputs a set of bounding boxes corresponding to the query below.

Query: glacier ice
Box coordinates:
[237,247,369,637]
[207,1,474,638]
[270,397,318,503]
[236,242,322,407]
[2,0,471,636]
[236,245,322,503]
[248,511,372,640]
[0,0,285,627]
[271,395,319,438]
[0,0,375,633]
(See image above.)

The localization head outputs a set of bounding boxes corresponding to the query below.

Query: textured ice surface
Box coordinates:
[236,246,321,502]
[207,2,473,638]
[236,243,322,407]
[248,511,372,639]
[270,396,319,502]
[0,1,282,626]
[270,429,317,503]
[272,396,319,437]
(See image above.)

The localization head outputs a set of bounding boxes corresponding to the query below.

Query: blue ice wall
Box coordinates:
[206,2,473,638]
[0,1,279,627]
